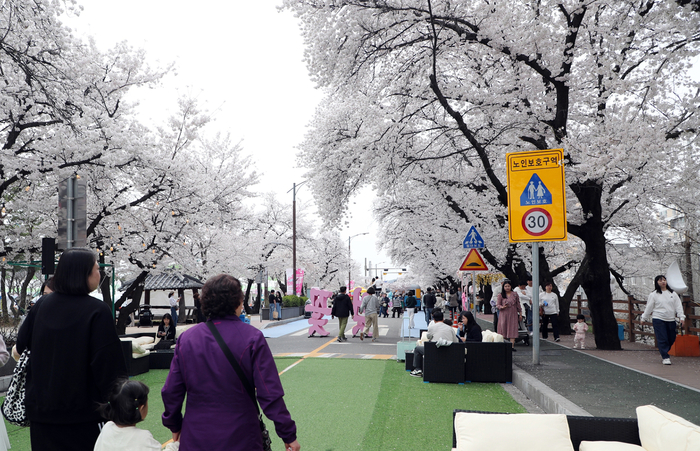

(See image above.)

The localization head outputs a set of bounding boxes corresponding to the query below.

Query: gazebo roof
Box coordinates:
[121,272,205,291]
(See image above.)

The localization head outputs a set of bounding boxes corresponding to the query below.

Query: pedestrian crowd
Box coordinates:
[10,248,300,451]
[5,246,683,451]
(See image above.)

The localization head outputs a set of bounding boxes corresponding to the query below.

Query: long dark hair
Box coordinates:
[98,378,149,426]
[500,279,512,299]
[654,275,672,294]
[462,311,478,331]
[162,312,173,325]
[53,248,97,295]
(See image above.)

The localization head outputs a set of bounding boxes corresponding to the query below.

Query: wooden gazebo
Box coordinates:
[121,272,205,324]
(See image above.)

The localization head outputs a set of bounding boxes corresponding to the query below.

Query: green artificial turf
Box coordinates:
[1,358,526,450]
[265,358,526,451]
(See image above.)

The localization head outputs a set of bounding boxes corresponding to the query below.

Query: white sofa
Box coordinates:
[452,405,699,451]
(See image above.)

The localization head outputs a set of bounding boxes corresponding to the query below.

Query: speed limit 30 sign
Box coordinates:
[507,149,567,242]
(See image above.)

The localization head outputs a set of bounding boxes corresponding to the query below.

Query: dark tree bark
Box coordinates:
[569,181,621,350]
[115,271,148,335]
[19,266,36,311]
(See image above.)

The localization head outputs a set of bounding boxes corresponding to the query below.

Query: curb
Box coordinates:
[262,317,307,329]
[512,364,591,416]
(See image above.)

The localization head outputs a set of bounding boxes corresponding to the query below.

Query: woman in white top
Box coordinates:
[540,282,560,341]
[168,291,179,325]
[641,275,686,365]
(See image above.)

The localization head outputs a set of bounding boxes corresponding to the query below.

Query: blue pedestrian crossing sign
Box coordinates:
[463,226,484,249]
[520,173,552,206]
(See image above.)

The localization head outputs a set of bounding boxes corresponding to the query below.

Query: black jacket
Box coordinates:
[17,292,127,424]
[423,293,436,309]
[459,323,483,342]
[331,293,354,318]
[158,322,177,340]
[405,296,417,309]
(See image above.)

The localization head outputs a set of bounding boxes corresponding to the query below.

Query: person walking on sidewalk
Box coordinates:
[169,291,179,325]
[641,275,685,365]
[423,287,436,324]
[540,281,560,342]
[404,290,418,330]
[359,287,381,342]
[447,288,459,320]
[331,286,354,342]
[516,281,532,336]
[497,279,522,351]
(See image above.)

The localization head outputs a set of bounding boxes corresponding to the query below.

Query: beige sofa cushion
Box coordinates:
[579,441,645,451]
[636,405,700,451]
[454,412,574,451]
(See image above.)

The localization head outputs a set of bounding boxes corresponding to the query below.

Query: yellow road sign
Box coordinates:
[507,149,567,242]
[459,249,489,271]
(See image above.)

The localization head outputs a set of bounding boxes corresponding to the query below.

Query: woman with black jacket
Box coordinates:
[457,311,483,342]
[16,248,127,451]
[155,312,177,349]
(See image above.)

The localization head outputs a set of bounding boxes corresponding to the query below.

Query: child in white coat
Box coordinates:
[94,379,162,451]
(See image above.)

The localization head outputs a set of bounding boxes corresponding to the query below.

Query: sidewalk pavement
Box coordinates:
[475,312,700,424]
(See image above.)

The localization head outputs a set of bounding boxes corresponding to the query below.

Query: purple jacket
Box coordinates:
[162,316,297,450]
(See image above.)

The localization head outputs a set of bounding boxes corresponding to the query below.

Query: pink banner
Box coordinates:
[295,268,305,296]
[286,268,294,295]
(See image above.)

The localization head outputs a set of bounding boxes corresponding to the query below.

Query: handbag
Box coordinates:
[2,349,30,427]
[272,308,279,319]
[206,321,272,451]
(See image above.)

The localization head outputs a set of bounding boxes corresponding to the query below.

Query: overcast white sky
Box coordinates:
[63,0,394,280]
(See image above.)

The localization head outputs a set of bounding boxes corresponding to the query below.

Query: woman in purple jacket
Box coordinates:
[162,274,300,451]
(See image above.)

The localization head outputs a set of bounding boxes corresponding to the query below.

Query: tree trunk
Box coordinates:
[559,257,588,336]
[244,279,254,310]
[251,283,260,315]
[571,180,621,350]
[115,271,148,335]
[0,267,7,320]
[19,266,36,311]
[98,253,114,313]
[275,276,287,296]
[684,232,693,299]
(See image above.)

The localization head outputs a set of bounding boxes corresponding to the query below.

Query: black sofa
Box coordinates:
[452,410,641,451]
[119,339,150,376]
[421,341,512,384]
[119,332,175,373]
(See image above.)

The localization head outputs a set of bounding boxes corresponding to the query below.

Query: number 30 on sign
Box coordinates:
[521,208,552,236]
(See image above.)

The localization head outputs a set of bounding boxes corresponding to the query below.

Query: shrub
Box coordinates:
[282,295,308,307]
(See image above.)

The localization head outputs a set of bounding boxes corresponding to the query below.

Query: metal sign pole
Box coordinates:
[471,272,476,311]
[66,176,75,249]
[532,242,540,365]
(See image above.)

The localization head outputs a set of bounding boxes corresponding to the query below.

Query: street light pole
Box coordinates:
[348,232,368,290]
[288,181,308,295]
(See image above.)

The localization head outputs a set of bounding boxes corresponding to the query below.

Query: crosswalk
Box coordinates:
[290,325,391,337]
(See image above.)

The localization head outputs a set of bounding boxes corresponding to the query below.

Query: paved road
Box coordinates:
[262,313,428,359]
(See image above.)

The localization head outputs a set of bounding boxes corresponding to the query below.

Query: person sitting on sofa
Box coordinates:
[409,309,459,377]
[457,311,483,342]
[155,313,177,350]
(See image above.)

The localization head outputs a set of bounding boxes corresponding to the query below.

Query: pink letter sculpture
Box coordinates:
[305,288,332,337]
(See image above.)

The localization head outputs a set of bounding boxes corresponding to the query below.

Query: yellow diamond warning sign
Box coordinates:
[459,249,488,271]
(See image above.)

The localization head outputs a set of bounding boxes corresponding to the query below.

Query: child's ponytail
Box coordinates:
[98,378,150,426]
